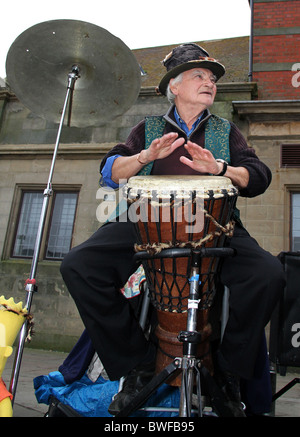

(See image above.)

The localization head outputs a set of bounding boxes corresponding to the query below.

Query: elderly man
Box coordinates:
[60,43,285,416]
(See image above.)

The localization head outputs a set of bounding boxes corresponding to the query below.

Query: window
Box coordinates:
[291,192,300,251]
[12,189,78,260]
[46,192,78,259]
[13,192,43,258]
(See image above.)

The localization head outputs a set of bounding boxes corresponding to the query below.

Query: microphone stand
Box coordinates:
[9,66,80,404]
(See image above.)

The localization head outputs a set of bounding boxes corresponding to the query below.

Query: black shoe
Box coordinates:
[213,354,246,417]
[108,362,155,415]
[216,370,246,417]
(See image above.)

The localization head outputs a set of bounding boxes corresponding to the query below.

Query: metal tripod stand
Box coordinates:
[116,246,235,417]
[9,66,80,403]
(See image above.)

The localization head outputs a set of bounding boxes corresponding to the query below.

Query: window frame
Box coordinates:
[11,189,44,259]
[44,190,79,260]
[290,190,300,252]
[4,183,80,262]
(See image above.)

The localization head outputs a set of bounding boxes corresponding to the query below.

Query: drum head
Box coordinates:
[125,175,238,199]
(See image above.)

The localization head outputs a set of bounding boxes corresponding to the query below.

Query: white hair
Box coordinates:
[166,73,183,104]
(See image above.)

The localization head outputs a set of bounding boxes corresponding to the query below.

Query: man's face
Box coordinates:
[170,68,217,109]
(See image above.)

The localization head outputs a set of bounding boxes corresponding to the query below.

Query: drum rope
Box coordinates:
[150,285,215,312]
[134,214,235,255]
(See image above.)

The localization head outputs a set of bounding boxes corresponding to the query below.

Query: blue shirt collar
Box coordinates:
[174,107,204,136]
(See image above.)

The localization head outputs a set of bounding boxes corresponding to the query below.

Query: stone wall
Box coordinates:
[233,100,300,254]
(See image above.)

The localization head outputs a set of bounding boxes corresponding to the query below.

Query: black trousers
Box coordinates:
[60,220,285,381]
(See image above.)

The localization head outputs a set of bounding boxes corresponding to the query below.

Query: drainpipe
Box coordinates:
[248,0,254,82]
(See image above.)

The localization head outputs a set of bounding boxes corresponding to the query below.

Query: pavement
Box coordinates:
[2,347,300,418]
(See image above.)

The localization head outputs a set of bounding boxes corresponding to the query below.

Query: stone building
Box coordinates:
[0,0,299,351]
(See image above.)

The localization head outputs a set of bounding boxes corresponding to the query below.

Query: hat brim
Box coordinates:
[158,59,225,95]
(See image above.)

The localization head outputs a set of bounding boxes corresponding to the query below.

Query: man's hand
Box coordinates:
[111,133,184,182]
[140,132,185,164]
[179,141,220,174]
[179,140,249,189]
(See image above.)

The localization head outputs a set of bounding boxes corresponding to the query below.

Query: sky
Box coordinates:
[0,0,251,80]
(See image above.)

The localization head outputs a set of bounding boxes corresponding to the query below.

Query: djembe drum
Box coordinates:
[124,175,238,386]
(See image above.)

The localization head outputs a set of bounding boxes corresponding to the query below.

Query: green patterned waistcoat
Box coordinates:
[138,114,241,224]
[107,114,241,223]
[138,114,231,176]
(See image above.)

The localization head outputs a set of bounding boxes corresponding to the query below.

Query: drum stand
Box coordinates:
[9,66,80,404]
[116,246,235,418]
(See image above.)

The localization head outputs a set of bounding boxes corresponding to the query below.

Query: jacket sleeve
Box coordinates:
[100,120,146,174]
[229,122,272,198]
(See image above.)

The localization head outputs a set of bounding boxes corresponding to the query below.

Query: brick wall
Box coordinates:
[254,71,298,99]
[254,0,300,27]
[252,0,300,99]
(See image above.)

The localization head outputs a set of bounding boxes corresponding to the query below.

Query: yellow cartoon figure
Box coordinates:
[0,296,30,417]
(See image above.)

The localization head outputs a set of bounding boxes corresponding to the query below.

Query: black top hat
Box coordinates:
[158,43,225,95]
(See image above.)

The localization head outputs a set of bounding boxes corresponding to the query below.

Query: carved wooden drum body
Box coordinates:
[124,175,238,384]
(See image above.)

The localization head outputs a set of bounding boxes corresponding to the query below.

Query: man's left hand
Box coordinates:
[179,141,220,175]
